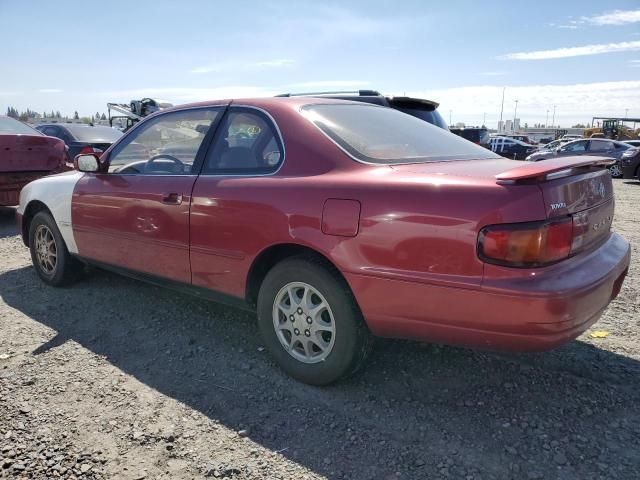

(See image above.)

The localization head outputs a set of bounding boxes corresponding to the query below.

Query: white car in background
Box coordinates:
[561,134,583,141]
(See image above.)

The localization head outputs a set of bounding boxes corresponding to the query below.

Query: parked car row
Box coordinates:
[526,138,633,178]
[450,127,491,148]
[489,136,536,160]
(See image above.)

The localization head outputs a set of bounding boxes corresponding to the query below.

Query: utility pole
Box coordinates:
[545,110,549,127]
[499,87,505,129]
[625,108,629,118]
[551,105,556,128]
[513,99,519,127]
[483,112,486,127]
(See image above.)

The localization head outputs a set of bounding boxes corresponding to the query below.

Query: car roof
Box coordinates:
[164,96,381,113]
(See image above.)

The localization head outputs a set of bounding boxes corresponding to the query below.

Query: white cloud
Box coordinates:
[499,40,640,60]
[584,9,640,26]
[38,88,62,93]
[556,24,579,30]
[287,80,371,89]
[255,59,295,68]
[400,80,640,126]
[191,58,295,74]
[552,9,640,29]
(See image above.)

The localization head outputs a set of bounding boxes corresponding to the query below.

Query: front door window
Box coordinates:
[107,108,221,175]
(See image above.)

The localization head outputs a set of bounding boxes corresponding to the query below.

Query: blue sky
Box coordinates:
[0,0,639,127]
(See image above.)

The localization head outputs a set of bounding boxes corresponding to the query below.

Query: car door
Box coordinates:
[189,106,285,297]
[72,107,224,283]
[503,139,515,156]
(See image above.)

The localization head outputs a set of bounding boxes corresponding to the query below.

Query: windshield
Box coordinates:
[64,125,123,142]
[0,116,41,135]
[301,104,499,164]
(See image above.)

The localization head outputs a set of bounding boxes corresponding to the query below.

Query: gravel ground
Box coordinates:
[1,180,639,480]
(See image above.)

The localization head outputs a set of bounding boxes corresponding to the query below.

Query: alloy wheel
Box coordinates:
[34,225,57,274]
[609,164,623,178]
[272,282,336,363]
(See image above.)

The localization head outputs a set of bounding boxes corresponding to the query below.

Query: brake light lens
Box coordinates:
[478,218,573,267]
[79,146,103,157]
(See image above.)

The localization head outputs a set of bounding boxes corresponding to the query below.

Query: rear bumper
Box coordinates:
[622,163,639,180]
[346,233,630,352]
[0,169,68,206]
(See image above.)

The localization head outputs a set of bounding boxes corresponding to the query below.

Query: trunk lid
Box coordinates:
[495,156,615,253]
[0,134,66,172]
[390,155,615,255]
[493,155,614,215]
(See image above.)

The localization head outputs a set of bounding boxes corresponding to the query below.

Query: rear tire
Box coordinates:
[257,255,372,385]
[29,211,82,286]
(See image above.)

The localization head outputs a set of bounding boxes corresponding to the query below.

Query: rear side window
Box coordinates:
[65,125,122,142]
[589,140,611,152]
[46,127,73,144]
[301,104,498,164]
[203,108,284,174]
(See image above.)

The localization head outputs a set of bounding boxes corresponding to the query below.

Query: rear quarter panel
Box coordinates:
[190,165,546,298]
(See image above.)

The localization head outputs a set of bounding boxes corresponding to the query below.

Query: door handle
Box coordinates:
[161,192,183,205]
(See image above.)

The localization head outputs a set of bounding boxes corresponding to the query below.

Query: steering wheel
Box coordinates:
[144,154,185,173]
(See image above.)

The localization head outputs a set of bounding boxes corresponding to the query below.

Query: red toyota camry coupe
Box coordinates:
[17,98,630,384]
[0,116,69,206]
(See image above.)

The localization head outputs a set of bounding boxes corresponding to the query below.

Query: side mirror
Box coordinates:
[74,153,100,172]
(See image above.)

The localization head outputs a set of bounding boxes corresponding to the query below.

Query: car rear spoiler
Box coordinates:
[495,156,615,184]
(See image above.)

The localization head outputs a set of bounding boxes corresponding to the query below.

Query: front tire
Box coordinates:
[257,256,372,385]
[29,211,81,286]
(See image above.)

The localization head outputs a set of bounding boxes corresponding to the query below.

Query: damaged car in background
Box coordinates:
[0,115,71,206]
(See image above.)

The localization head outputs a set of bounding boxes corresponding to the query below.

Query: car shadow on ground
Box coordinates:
[0,207,17,240]
[1,266,639,479]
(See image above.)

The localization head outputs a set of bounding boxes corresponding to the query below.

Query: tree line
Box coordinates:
[6,106,107,123]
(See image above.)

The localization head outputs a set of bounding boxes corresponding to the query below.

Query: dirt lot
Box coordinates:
[0,180,639,480]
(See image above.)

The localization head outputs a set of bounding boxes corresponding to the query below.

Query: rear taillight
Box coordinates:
[478,218,573,267]
[79,146,103,157]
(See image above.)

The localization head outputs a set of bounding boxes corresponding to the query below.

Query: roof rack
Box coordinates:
[276,89,381,98]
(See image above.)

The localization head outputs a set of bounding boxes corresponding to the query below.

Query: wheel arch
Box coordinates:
[21,200,53,247]
[245,243,352,309]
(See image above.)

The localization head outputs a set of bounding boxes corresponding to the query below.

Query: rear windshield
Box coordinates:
[302,104,499,164]
[0,116,41,135]
[64,125,123,142]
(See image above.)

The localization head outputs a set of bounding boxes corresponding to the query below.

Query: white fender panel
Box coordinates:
[17,171,84,253]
